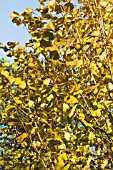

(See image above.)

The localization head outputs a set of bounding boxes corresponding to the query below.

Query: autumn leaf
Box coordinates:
[66,96,78,104]
[43,78,51,86]
[14,77,21,85]
[28,100,34,107]
[1,0,113,169]
[89,132,95,141]
[47,94,54,101]
[10,12,19,18]
[17,133,28,143]
[64,131,70,141]
[24,8,33,13]
[63,103,70,112]
[91,31,100,37]
[108,82,113,91]
[19,81,26,89]
[1,70,9,78]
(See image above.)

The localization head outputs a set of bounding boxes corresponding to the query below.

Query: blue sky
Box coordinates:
[0,0,78,63]
[0,0,39,62]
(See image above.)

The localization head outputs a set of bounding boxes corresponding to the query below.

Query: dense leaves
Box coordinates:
[0,0,113,169]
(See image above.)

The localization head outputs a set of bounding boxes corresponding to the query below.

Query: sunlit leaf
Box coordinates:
[10,12,19,18]
[47,94,54,101]
[48,22,55,30]
[24,8,33,13]
[14,97,22,104]
[28,100,34,107]
[43,78,51,86]
[91,31,100,37]
[14,77,21,85]
[67,96,78,104]
[17,133,28,143]
[63,103,70,112]
[1,70,9,78]
[108,82,113,91]
[19,81,26,89]
[2,62,10,67]
[64,131,70,141]
[89,132,95,141]
[8,76,15,84]
[101,159,108,169]
[69,105,76,117]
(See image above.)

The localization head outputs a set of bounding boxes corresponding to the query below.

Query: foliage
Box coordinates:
[0,0,113,169]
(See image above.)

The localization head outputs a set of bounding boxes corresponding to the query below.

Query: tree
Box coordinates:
[0,0,113,169]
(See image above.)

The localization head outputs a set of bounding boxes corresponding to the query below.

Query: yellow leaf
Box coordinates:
[38,97,41,103]
[41,103,47,108]
[33,42,40,49]
[101,159,108,169]
[14,77,21,85]
[100,0,108,7]
[0,42,4,48]
[79,113,85,119]
[0,99,3,104]
[97,149,101,155]
[15,153,21,158]
[67,96,78,104]
[106,121,112,134]
[5,105,15,112]
[82,120,93,127]
[31,127,36,134]
[63,103,70,112]
[48,0,55,6]
[10,12,19,18]
[19,81,26,89]
[32,141,41,148]
[8,122,15,126]
[17,133,28,143]
[24,8,33,13]
[48,22,55,30]
[43,78,51,86]
[21,141,28,147]
[76,59,83,67]
[17,46,25,52]
[28,63,35,67]
[27,160,30,164]
[83,44,89,51]
[69,105,76,117]
[58,144,66,150]
[111,147,113,151]
[91,31,100,37]
[58,153,67,161]
[96,48,102,55]
[28,100,34,107]
[89,132,95,141]
[47,94,54,101]
[1,70,9,78]
[0,160,3,165]
[12,62,18,69]
[92,109,101,117]
[64,132,70,141]
[2,62,10,67]
[47,46,58,51]
[87,156,93,165]
[75,43,81,50]
[101,86,107,92]
[8,76,15,85]
[14,97,22,104]
[108,82,113,91]
[82,165,90,170]
[58,30,63,36]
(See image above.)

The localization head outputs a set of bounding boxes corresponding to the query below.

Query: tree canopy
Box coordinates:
[0,0,113,169]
